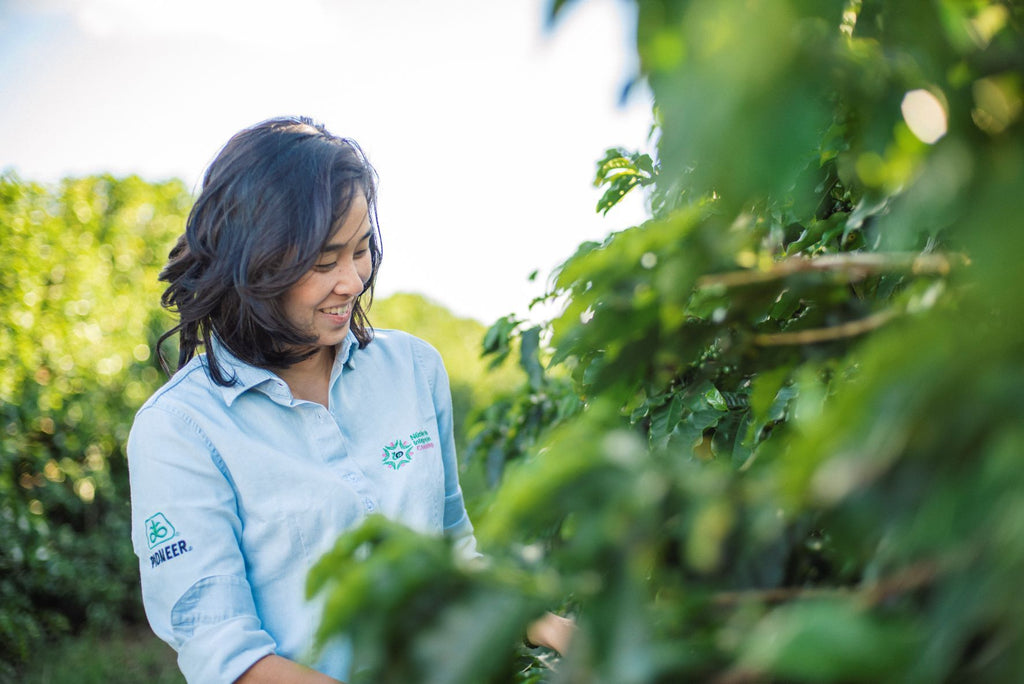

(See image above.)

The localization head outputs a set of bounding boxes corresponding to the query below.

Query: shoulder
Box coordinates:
[364,329,444,368]
[357,329,449,395]
[134,356,225,424]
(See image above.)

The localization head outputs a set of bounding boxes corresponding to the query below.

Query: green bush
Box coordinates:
[19,627,183,684]
[0,174,188,675]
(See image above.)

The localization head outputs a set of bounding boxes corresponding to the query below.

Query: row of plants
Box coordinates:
[0,173,189,676]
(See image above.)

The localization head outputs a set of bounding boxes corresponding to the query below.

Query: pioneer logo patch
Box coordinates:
[145,512,193,568]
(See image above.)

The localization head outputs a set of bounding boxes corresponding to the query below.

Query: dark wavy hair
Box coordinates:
[157,116,382,386]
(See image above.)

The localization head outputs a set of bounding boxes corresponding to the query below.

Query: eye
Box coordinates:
[313,261,337,272]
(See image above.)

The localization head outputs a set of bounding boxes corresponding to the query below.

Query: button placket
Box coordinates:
[319,404,380,514]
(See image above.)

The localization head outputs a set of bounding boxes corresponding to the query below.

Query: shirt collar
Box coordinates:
[209,332,359,407]
[336,331,358,369]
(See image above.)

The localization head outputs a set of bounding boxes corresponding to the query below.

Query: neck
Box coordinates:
[273,346,335,407]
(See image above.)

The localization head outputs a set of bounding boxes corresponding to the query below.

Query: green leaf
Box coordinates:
[519,326,544,390]
[703,385,728,412]
[650,394,685,446]
[741,600,917,682]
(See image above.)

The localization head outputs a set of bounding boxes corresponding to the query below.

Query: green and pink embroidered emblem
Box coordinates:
[382,439,414,470]
[381,431,435,470]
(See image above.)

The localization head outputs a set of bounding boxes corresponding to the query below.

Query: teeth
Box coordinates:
[320,304,352,316]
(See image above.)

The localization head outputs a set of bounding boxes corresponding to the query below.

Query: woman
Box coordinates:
[129,117,568,684]
[131,115,450,683]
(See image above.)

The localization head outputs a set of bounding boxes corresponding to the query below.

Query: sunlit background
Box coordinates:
[0,0,653,324]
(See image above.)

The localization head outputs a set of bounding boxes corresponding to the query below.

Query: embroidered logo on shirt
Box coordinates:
[146,512,176,549]
[145,512,194,568]
[381,431,436,470]
[382,439,414,470]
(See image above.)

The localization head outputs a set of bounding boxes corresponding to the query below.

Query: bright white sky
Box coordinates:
[0,0,653,324]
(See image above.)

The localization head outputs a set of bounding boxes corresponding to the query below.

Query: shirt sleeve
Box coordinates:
[128,404,276,684]
[419,340,480,561]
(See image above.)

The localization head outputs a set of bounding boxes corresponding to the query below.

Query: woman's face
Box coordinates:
[281,193,373,350]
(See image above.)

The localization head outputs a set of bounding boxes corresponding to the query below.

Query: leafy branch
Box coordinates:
[593,148,656,215]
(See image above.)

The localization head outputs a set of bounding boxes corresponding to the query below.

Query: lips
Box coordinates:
[319,302,353,317]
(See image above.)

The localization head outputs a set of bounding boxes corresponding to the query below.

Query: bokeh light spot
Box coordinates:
[901,89,948,144]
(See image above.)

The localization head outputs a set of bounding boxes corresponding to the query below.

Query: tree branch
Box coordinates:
[710,558,941,609]
[708,554,970,684]
[696,252,958,290]
[752,309,898,346]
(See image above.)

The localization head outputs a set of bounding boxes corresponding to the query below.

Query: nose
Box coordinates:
[333,260,365,297]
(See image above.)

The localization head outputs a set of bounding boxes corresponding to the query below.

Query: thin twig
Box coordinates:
[711,585,853,608]
[710,558,941,609]
[752,309,898,346]
[860,559,942,607]
[707,562,943,682]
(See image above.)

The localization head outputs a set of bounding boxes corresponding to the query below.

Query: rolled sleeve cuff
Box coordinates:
[443,493,479,561]
[170,576,277,684]
[178,616,276,684]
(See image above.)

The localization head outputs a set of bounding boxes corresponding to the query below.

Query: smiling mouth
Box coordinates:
[320,303,353,317]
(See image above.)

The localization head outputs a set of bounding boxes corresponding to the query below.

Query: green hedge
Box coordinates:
[0,174,188,675]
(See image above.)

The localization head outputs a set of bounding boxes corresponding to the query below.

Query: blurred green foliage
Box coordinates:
[308,516,547,684]
[0,173,188,676]
[19,626,183,684]
[312,1,1024,682]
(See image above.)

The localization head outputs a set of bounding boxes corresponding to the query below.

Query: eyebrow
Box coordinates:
[322,227,373,253]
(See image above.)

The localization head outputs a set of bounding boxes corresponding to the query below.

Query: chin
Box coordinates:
[319,327,351,347]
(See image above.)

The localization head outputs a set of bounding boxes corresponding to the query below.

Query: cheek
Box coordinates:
[283,277,328,317]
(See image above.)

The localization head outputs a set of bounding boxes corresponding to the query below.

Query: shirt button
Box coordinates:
[364,499,375,512]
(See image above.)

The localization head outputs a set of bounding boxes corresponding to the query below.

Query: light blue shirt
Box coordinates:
[128,330,477,684]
